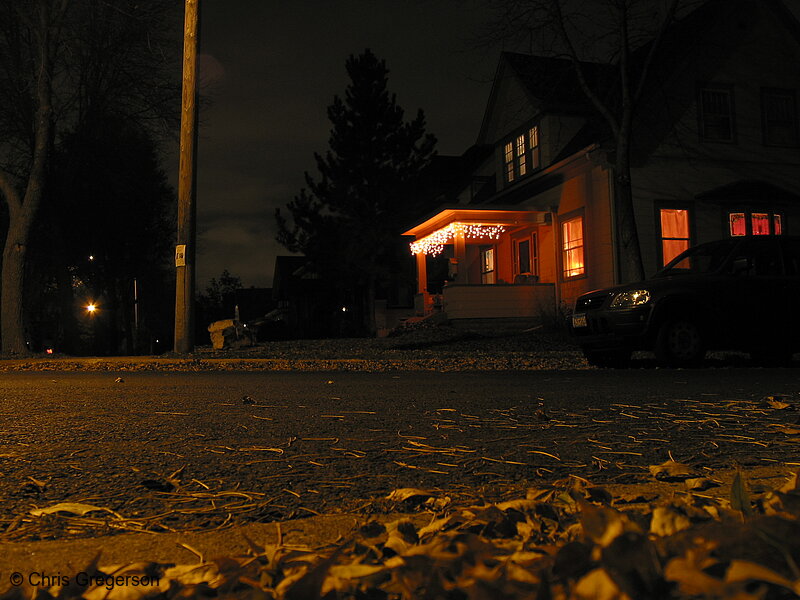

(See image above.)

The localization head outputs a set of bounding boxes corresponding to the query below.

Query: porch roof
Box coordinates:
[402,208,546,238]
[403,207,548,257]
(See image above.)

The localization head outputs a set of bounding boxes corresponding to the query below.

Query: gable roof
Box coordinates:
[477,0,800,151]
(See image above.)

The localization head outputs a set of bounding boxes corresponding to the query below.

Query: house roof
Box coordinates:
[696,180,800,206]
[477,0,800,153]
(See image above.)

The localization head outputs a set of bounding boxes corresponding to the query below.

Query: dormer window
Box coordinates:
[504,126,540,184]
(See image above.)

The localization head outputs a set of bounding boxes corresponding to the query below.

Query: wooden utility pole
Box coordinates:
[174,0,199,353]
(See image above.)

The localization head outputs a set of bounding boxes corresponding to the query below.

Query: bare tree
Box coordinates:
[0,0,179,354]
[480,0,701,282]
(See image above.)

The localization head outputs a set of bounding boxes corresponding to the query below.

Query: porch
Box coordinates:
[403,208,558,320]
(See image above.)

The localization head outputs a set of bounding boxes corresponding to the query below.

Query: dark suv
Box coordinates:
[569,236,800,367]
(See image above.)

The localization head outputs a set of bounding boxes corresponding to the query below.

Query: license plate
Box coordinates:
[572,313,587,328]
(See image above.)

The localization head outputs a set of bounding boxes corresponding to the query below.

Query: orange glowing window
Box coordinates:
[562,217,584,278]
[727,211,783,236]
[659,209,690,265]
[517,134,527,176]
[729,212,746,236]
[752,213,770,235]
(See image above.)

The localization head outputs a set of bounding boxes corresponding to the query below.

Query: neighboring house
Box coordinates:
[403,0,800,324]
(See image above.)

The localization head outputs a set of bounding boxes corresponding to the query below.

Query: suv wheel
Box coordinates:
[583,348,632,368]
[655,319,705,367]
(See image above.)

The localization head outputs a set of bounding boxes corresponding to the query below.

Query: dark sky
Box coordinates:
[177,0,800,290]
[181,1,498,289]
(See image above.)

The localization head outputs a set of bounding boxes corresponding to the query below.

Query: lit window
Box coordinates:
[699,87,734,142]
[752,213,770,235]
[516,135,527,176]
[762,89,798,147]
[660,209,691,265]
[727,211,784,236]
[529,126,540,169]
[562,217,584,278]
[729,212,746,236]
[481,247,495,284]
[504,142,514,182]
[503,125,541,185]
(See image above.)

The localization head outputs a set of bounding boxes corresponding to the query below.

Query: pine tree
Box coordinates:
[276,49,436,336]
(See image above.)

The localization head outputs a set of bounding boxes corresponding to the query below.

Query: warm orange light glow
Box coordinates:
[410,222,506,256]
[86,303,97,314]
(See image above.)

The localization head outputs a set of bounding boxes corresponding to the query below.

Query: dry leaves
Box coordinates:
[6,470,800,599]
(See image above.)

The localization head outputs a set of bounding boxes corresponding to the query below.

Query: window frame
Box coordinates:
[503,124,541,184]
[656,205,693,267]
[761,88,799,148]
[697,84,736,143]
[560,213,585,280]
[480,245,496,284]
[512,232,539,278]
[726,210,785,236]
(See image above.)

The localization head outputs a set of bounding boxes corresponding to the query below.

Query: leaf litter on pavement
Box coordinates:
[3,469,800,599]
[2,392,800,598]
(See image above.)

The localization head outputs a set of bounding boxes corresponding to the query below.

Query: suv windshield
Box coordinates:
[655,239,738,277]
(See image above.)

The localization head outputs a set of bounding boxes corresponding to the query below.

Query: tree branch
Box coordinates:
[633,0,679,105]
[549,0,620,138]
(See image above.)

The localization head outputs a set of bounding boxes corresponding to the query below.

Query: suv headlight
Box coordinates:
[610,289,651,308]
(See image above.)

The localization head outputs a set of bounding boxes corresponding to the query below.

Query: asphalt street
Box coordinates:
[0,368,798,537]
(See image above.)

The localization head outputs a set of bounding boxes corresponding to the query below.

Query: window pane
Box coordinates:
[660,209,689,238]
[700,88,733,141]
[752,213,770,235]
[518,154,527,176]
[662,239,690,265]
[516,135,525,156]
[529,126,539,148]
[562,218,584,277]
[517,239,531,273]
[506,160,514,182]
[774,214,783,235]
[763,90,798,146]
[504,142,513,163]
[729,212,746,236]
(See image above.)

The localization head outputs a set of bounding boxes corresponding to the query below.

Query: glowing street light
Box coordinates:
[86,303,98,315]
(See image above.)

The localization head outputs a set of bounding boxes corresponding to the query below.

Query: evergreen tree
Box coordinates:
[276,49,436,336]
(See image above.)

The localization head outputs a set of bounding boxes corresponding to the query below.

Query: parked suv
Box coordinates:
[569,236,800,367]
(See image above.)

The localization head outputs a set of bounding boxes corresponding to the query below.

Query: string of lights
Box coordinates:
[410,222,507,256]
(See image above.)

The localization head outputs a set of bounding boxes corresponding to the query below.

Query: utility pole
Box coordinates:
[174,0,198,353]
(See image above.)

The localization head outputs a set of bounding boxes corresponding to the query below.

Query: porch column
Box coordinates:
[453,230,467,284]
[415,252,427,295]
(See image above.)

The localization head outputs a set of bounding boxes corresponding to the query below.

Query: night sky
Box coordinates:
[176,0,800,290]
[180,0,498,289]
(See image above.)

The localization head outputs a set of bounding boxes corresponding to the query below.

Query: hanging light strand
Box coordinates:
[410,222,506,256]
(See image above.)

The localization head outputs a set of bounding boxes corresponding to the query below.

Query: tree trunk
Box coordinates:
[614,127,646,283]
[1,219,32,354]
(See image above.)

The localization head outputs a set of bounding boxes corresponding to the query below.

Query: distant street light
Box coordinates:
[86,303,97,315]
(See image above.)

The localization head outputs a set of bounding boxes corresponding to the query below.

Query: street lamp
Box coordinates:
[86,303,98,315]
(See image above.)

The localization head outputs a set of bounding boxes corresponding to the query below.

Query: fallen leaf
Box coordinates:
[649,459,698,482]
[30,502,117,518]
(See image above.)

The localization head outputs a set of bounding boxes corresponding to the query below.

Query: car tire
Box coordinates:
[582,348,632,368]
[655,318,705,367]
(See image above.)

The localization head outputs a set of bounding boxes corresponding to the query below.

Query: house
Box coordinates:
[403,0,800,325]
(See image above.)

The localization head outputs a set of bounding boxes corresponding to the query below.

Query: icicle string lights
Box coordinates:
[410,222,507,256]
